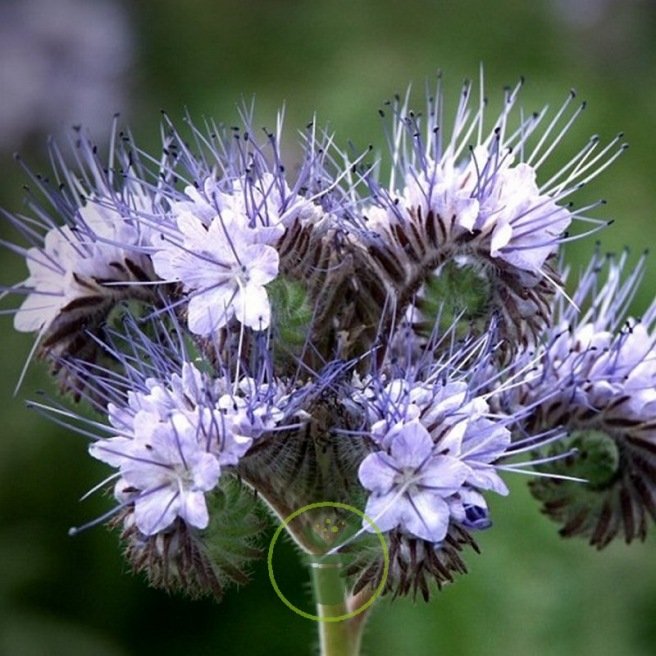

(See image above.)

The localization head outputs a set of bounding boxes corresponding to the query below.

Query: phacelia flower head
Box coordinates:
[89,358,284,535]
[36,305,301,600]
[146,112,360,348]
[514,249,656,548]
[350,76,626,358]
[342,321,572,601]
[48,309,289,540]
[0,73,639,614]
[4,123,172,392]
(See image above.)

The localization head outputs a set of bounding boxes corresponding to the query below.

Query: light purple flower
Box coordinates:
[107,362,266,468]
[152,211,279,334]
[171,173,323,238]
[368,150,571,275]
[363,81,623,276]
[91,412,221,534]
[530,251,656,420]
[13,196,152,335]
[360,419,469,542]
[517,250,656,547]
[359,377,511,542]
[90,361,289,535]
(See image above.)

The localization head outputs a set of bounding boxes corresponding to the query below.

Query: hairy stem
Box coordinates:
[309,555,368,656]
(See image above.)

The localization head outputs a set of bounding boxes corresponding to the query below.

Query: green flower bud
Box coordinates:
[418,260,491,338]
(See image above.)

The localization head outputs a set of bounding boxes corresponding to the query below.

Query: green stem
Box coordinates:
[309,555,368,656]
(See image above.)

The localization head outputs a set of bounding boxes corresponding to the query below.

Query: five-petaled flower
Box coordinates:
[153,211,279,334]
[359,419,470,542]
[91,412,222,535]
[359,378,511,543]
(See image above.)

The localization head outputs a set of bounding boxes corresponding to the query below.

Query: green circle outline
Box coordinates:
[267,501,389,622]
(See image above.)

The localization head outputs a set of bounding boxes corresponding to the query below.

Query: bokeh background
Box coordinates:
[1,1,655,655]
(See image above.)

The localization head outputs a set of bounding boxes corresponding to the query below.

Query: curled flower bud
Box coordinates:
[515,250,656,548]
[335,362,520,600]
[350,78,625,359]
[5,124,171,393]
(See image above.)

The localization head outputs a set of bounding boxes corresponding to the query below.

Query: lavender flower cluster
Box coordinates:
[2,75,652,601]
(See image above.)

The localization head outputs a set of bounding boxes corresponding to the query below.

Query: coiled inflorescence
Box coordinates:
[1,74,644,603]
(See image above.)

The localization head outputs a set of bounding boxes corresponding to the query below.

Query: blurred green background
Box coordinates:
[1,1,655,655]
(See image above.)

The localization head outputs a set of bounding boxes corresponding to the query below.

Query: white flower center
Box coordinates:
[396,466,420,493]
[232,262,250,286]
